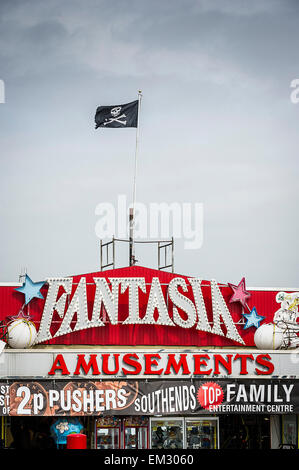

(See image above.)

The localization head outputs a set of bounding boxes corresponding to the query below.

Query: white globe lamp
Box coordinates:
[7,319,37,349]
[254,323,284,350]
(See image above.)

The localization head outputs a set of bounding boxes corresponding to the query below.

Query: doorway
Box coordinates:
[219,414,271,449]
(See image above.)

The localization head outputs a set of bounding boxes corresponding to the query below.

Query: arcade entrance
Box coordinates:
[219,415,271,449]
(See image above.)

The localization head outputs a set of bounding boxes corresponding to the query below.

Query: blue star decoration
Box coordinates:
[242,306,265,330]
[15,274,45,305]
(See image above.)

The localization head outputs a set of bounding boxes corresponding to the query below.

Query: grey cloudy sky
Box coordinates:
[0,0,298,287]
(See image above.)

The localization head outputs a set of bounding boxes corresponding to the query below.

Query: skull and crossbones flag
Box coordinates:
[95,100,138,129]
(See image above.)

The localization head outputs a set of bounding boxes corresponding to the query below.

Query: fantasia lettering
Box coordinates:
[35,276,245,345]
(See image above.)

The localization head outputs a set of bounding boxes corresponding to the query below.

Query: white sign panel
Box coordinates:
[0,349,298,379]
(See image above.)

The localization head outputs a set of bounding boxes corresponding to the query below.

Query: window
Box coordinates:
[150,417,219,449]
[282,415,298,448]
[150,418,184,449]
[185,418,218,449]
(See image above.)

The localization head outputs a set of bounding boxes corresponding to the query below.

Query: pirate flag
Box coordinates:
[95,100,138,129]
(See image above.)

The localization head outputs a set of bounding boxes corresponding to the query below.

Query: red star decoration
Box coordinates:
[228,277,251,309]
[5,309,33,323]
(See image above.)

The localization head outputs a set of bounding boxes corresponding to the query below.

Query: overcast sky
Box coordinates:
[0,0,298,287]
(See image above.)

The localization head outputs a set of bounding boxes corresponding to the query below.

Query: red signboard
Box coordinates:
[0,266,297,348]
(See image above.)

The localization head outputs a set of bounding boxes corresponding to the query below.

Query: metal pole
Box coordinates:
[129,208,134,266]
[158,241,160,270]
[112,236,115,269]
[130,90,142,266]
[171,237,174,273]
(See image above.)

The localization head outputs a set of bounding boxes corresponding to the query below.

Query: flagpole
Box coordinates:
[130,90,142,266]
